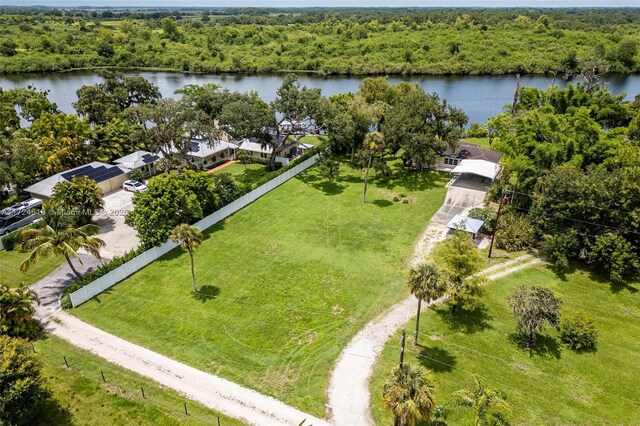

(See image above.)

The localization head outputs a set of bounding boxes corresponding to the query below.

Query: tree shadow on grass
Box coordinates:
[371,199,393,207]
[417,345,457,372]
[551,262,639,294]
[312,181,346,196]
[31,397,73,426]
[508,332,562,359]
[435,302,494,334]
[192,285,220,302]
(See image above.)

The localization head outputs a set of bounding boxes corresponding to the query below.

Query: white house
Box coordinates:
[113,150,161,176]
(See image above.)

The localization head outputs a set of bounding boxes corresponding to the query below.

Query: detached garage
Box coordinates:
[24,162,131,201]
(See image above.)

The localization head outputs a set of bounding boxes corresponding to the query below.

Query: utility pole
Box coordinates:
[511,74,521,115]
[488,191,509,258]
[399,329,406,368]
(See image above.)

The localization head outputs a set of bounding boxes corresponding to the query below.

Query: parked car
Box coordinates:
[0,198,43,236]
[122,180,148,192]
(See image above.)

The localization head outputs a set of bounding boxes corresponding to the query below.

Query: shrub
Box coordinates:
[0,335,50,426]
[129,168,144,182]
[468,206,497,234]
[496,211,536,252]
[544,231,581,274]
[559,312,597,351]
[465,123,488,138]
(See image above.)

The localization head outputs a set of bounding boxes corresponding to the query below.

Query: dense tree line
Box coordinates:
[489,84,640,281]
[0,8,638,75]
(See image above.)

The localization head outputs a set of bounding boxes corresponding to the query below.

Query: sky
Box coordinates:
[4,1,639,8]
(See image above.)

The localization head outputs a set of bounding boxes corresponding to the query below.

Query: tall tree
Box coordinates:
[125,170,215,248]
[74,71,161,125]
[440,231,483,315]
[169,224,204,292]
[50,176,105,226]
[23,112,94,174]
[407,263,446,345]
[508,285,562,349]
[20,205,105,279]
[127,98,217,168]
[453,377,511,426]
[361,131,385,203]
[382,363,437,426]
[0,285,39,339]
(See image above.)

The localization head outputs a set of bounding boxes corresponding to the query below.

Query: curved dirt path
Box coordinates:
[326,232,539,425]
[47,312,330,426]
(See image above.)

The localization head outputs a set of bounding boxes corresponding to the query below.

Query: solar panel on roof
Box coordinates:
[141,153,159,164]
[61,165,93,180]
[91,167,124,183]
[190,141,201,153]
[84,166,107,180]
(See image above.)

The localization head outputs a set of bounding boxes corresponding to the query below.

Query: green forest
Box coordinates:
[0,7,639,75]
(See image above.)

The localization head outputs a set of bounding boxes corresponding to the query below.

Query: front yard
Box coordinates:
[0,250,63,288]
[71,158,448,416]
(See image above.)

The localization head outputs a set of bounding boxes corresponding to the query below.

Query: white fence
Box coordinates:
[69,154,320,307]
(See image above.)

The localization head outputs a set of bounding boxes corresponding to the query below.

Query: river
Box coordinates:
[1,71,639,124]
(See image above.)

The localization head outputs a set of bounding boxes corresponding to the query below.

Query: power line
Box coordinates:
[508,189,638,217]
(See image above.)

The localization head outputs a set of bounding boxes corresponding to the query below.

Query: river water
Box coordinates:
[1,71,639,124]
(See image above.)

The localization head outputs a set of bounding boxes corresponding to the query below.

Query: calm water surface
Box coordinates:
[2,71,639,124]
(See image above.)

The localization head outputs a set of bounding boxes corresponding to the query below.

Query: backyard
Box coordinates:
[369,263,640,425]
[33,336,243,426]
[70,157,449,416]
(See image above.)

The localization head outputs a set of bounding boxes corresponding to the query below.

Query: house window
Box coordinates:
[260,152,267,159]
[444,157,460,166]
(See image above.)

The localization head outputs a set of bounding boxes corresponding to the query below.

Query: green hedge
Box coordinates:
[60,246,145,309]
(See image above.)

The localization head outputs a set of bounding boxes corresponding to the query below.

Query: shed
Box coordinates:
[446,214,485,238]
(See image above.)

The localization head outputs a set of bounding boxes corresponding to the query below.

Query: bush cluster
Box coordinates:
[559,312,598,351]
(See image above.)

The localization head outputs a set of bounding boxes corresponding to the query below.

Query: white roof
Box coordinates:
[446,214,484,234]
[451,159,501,180]
[175,140,237,159]
[114,150,161,169]
[238,139,272,154]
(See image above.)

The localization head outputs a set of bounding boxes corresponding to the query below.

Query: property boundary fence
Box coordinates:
[69,154,320,307]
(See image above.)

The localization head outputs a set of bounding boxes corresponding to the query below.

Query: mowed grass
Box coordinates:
[370,264,640,425]
[71,158,449,416]
[212,163,268,183]
[460,137,491,149]
[33,336,245,426]
[0,250,63,287]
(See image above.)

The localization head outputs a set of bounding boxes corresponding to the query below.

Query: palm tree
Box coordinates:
[0,285,39,338]
[382,363,437,426]
[362,131,385,203]
[169,224,203,292]
[453,377,511,426]
[20,205,105,279]
[408,263,446,345]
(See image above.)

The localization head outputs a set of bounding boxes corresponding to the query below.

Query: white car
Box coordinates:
[122,180,148,193]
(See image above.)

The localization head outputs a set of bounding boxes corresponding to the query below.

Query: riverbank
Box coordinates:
[3,70,639,126]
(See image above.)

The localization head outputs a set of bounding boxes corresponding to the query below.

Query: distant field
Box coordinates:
[71,158,448,416]
[370,264,640,425]
[34,336,245,426]
[460,137,491,149]
[0,250,62,287]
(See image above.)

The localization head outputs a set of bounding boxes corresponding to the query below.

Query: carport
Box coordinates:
[451,159,501,181]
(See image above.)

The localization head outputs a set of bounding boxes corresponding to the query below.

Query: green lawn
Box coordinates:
[71,158,448,416]
[370,264,640,425]
[461,137,492,149]
[0,250,63,287]
[33,336,245,426]
[213,163,268,184]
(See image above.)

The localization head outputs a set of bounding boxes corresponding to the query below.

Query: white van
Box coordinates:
[0,198,43,236]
